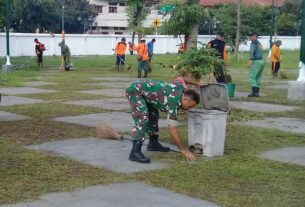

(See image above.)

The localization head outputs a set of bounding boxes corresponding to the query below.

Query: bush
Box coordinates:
[176,47,224,80]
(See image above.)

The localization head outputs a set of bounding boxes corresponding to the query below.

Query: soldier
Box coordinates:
[126,77,206,163]
[248,32,264,97]
[58,41,71,71]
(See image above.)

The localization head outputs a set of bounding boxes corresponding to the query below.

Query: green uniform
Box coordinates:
[61,44,71,69]
[126,78,185,141]
[248,40,264,88]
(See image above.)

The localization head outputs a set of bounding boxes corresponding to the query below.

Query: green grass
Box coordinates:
[0,53,305,206]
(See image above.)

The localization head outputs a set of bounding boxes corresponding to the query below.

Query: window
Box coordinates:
[94,5,103,13]
[109,6,117,13]
[108,2,117,6]
[101,32,109,34]
[101,26,109,30]
[119,27,126,30]
[119,2,125,6]
[114,27,119,30]
[115,32,123,35]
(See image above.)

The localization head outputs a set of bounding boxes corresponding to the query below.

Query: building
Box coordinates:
[89,0,166,35]
[200,0,285,7]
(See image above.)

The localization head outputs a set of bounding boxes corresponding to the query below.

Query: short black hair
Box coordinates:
[248,32,258,37]
[152,38,156,42]
[216,31,224,37]
[184,90,200,104]
[34,38,38,42]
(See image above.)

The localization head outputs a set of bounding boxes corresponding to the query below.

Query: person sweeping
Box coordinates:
[58,41,71,71]
[115,38,127,70]
[136,38,149,78]
[126,77,206,163]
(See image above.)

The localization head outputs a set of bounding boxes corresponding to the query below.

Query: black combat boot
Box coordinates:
[254,87,260,97]
[129,140,150,163]
[147,134,170,152]
[248,87,256,97]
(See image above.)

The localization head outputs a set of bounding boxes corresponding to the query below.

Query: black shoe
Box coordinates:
[248,87,255,97]
[129,140,150,163]
[147,135,170,152]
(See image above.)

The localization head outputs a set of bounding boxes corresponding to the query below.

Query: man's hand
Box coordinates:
[248,60,253,68]
[181,149,196,161]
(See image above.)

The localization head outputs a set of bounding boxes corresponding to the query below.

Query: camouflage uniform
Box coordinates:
[126,78,185,141]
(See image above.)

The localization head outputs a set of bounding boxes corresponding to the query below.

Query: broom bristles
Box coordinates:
[96,122,122,139]
[280,71,289,79]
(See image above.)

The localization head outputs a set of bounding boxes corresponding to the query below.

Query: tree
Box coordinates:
[278,0,301,35]
[9,0,96,33]
[126,0,147,43]
[0,1,4,30]
[160,0,207,50]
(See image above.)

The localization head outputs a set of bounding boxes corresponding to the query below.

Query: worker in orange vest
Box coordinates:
[178,43,185,54]
[136,38,149,78]
[115,37,127,70]
[128,41,136,55]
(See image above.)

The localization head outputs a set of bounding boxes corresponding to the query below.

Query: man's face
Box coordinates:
[216,35,223,41]
[250,35,257,41]
[180,95,197,110]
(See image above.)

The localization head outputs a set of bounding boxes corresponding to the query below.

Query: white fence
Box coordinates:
[0,33,301,57]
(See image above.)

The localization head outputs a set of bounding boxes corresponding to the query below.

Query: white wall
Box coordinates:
[0,33,301,57]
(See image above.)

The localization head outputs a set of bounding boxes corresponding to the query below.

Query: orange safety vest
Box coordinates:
[178,43,185,52]
[137,43,148,61]
[115,42,127,55]
[129,43,136,51]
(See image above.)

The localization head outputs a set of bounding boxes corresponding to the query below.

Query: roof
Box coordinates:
[200,0,285,7]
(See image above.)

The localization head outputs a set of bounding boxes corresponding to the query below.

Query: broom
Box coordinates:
[96,122,132,141]
[96,122,180,153]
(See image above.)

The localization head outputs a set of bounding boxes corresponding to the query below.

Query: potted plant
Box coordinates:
[175,47,224,81]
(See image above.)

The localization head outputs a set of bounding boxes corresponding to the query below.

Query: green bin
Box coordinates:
[225,83,236,97]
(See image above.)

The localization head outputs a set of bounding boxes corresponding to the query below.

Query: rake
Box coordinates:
[118,56,132,70]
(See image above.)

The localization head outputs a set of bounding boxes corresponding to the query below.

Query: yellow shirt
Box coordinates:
[270,45,281,63]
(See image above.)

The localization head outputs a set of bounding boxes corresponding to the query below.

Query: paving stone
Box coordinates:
[26,137,171,173]
[79,89,125,97]
[53,112,168,132]
[0,96,46,106]
[233,91,266,98]
[91,77,135,82]
[64,98,129,110]
[0,111,30,122]
[88,82,129,89]
[0,87,56,95]
[23,81,57,87]
[0,182,221,207]
[230,101,298,113]
[236,117,305,134]
[266,84,288,89]
[259,147,305,167]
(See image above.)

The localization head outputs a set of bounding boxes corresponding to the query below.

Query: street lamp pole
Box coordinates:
[298,0,305,81]
[269,0,275,48]
[62,0,65,42]
[5,0,11,66]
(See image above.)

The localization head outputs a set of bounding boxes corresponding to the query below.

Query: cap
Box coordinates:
[248,32,258,37]
[216,31,224,37]
[140,38,146,41]
[275,40,282,45]
[121,37,126,41]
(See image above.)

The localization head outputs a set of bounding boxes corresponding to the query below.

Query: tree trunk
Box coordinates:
[136,2,143,43]
[184,33,190,50]
[235,0,242,60]
[131,31,135,43]
[186,0,199,50]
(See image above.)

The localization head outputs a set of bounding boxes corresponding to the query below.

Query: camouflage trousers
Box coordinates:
[126,91,159,141]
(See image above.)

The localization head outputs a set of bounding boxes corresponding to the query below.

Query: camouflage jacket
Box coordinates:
[126,78,185,124]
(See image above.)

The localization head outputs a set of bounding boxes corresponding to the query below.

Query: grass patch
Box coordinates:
[0,120,96,145]
[0,138,128,205]
[0,102,108,119]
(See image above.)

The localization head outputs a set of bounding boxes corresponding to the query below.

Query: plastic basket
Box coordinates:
[225,83,236,97]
